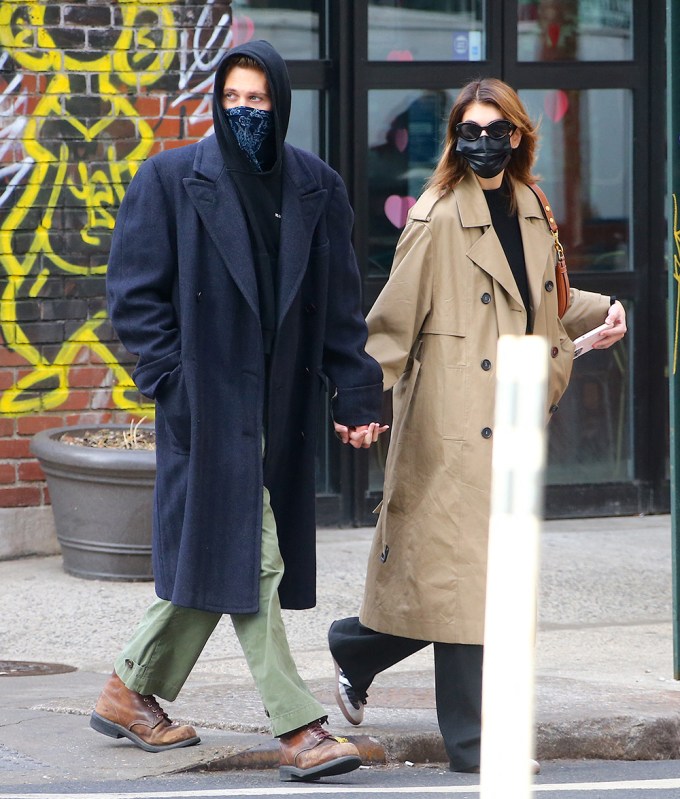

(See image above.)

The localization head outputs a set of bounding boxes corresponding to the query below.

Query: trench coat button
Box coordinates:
[549,404,559,414]
[124,659,134,668]
[551,346,559,358]
[196,291,202,301]
[545,280,554,292]
[304,303,317,314]
[481,359,492,371]
[304,367,311,375]
[300,431,306,440]
[481,292,492,304]
[481,427,492,439]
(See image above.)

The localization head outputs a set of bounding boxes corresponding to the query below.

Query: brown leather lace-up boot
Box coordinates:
[278,719,361,781]
[90,672,200,753]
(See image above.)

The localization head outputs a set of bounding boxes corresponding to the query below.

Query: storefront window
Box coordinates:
[546,311,633,484]
[366,89,455,277]
[520,86,634,484]
[520,88,632,273]
[518,0,633,62]
[230,0,320,59]
[288,90,319,153]
[368,1,486,61]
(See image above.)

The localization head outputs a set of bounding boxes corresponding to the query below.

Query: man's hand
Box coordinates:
[334,421,389,449]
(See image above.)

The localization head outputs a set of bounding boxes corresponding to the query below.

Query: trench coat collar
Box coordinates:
[515,181,556,317]
[454,173,554,317]
[184,136,325,330]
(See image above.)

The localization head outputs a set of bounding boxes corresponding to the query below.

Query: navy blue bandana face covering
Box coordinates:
[224,106,273,171]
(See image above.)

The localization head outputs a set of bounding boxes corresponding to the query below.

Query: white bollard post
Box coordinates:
[480,335,549,799]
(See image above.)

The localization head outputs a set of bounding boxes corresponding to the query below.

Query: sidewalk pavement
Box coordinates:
[1,514,679,788]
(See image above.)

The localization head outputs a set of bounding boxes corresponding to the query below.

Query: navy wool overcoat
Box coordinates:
[107,134,383,614]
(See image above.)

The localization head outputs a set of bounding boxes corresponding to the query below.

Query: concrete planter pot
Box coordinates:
[30,425,156,581]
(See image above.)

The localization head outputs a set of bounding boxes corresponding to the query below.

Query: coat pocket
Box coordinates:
[392,356,422,444]
[156,363,191,453]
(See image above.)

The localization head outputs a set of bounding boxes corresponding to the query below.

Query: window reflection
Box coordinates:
[368,1,485,61]
[520,88,632,273]
[365,86,633,493]
[367,90,454,277]
[518,0,633,62]
[230,0,320,59]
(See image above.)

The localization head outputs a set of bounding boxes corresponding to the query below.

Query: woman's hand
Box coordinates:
[334,421,390,449]
[594,300,627,349]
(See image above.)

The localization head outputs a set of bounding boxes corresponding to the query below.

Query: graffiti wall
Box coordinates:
[0,0,233,506]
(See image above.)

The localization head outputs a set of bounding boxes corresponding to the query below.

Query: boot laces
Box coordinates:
[308,720,335,742]
[142,694,170,722]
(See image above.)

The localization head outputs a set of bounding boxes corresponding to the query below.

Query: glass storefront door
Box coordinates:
[349,0,664,521]
[238,0,666,522]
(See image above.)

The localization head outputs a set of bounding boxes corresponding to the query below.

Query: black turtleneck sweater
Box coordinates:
[483,184,532,333]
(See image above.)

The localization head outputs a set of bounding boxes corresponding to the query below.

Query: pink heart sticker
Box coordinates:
[544,90,569,123]
[548,23,561,48]
[232,16,255,46]
[387,50,414,61]
[384,195,416,229]
[394,128,408,153]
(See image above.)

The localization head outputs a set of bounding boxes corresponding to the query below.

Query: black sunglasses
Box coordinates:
[455,120,515,141]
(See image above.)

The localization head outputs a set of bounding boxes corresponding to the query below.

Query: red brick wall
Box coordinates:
[0,1,233,508]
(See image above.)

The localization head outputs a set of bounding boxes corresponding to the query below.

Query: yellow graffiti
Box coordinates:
[0,0,179,416]
[674,194,680,376]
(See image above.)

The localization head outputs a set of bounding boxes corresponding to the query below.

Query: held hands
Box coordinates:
[334,421,389,449]
[593,300,627,349]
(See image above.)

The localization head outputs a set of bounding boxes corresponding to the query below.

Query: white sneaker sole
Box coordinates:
[333,659,364,726]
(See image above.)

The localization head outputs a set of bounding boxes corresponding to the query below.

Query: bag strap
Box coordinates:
[529,183,570,318]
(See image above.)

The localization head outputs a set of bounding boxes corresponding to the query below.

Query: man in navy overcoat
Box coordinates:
[90,40,386,782]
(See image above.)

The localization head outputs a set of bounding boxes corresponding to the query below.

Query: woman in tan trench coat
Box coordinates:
[329,78,627,773]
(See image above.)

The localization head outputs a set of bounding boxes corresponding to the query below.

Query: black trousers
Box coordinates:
[328,616,483,772]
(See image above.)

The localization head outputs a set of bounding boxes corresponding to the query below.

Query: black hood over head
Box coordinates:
[212,39,291,175]
[211,41,292,362]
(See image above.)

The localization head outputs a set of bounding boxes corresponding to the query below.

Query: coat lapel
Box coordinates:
[183,136,260,319]
[277,147,326,327]
[516,183,555,317]
[455,176,524,310]
[454,175,556,317]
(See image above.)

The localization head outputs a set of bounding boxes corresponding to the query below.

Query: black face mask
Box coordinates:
[456,135,513,179]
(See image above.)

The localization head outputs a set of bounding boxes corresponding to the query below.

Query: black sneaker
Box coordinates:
[333,659,366,725]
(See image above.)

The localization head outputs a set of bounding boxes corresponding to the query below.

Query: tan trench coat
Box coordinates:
[360,172,611,645]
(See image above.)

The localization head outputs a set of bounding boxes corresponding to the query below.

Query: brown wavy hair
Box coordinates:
[428,78,539,196]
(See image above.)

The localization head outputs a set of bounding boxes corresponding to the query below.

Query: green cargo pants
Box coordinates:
[113,484,326,737]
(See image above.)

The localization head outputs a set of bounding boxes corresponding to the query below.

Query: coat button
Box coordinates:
[551,346,559,358]
[481,359,492,371]
[481,427,492,439]
[125,659,134,668]
[304,303,317,314]
[196,291,202,301]
[549,404,559,413]
[545,280,554,292]
[300,431,306,440]
[481,292,492,304]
